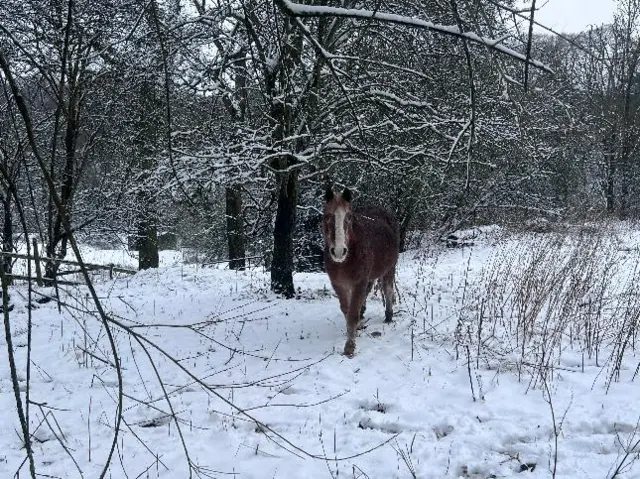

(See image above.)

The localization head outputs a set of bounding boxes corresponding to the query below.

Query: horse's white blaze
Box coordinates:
[332,207,348,262]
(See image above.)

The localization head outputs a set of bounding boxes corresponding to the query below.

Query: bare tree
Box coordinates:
[0,78,24,278]
[572,0,640,216]
[1,0,150,275]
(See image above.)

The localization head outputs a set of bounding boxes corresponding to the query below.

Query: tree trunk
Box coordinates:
[135,79,160,271]
[226,184,245,270]
[2,195,12,283]
[398,208,413,253]
[619,171,630,218]
[45,101,79,282]
[267,17,303,297]
[138,212,159,270]
[605,151,616,214]
[271,166,298,298]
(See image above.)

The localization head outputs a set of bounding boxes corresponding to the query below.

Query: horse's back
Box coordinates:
[355,205,399,276]
[356,206,399,238]
[356,206,400,247]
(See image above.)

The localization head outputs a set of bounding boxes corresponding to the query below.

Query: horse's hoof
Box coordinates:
[343,340,355,357]
[384,312,394,323]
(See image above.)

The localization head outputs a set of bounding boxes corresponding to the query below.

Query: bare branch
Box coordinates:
[275,0,554,73]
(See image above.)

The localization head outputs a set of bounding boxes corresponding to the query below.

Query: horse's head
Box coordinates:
[322,187,353,263]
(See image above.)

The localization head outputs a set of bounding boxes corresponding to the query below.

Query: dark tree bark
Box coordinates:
[46,94,80,282]
[138,213,159,270]
[1,194,12,283]
[226,184,245,270]
[136,182,159,270]
[603,136,616,214]
[398,209,413,253]
[224,53,247,271]
[135,81,160,270]
[267,15,303,298]
[271,164,298,298]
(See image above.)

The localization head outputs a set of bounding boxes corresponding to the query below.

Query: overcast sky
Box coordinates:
[527,0,615,33]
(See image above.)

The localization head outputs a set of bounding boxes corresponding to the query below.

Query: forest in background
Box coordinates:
[1,0,639,296]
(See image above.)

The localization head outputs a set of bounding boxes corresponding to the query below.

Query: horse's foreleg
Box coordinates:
[382,269,396,323]
[344,282,368,357]
[332,282,350,316]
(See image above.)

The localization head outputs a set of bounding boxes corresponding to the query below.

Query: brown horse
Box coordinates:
[322,187,400,357]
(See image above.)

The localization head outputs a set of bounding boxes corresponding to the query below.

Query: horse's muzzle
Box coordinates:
[330,246,348,262]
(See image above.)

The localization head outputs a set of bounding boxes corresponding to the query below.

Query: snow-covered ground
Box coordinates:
[2,223,640,478]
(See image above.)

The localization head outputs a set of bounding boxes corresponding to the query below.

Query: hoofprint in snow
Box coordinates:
[2,224,640,478]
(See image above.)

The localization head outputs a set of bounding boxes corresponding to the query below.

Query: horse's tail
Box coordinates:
[374,276,400,306]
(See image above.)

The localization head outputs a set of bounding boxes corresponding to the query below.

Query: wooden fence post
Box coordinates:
[32,239,43,287]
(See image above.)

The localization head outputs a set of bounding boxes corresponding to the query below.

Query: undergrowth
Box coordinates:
[457,226,640,391]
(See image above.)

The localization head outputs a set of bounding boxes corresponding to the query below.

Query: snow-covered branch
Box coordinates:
[275,0,554,73]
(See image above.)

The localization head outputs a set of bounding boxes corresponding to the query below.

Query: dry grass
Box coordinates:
[457,225,640,390]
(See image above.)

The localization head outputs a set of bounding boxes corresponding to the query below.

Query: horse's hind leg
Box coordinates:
[358,281,374,325]
[382,269,396,323]
[344,281,368,357]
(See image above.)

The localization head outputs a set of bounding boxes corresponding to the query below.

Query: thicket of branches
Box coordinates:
[2,0,640,295]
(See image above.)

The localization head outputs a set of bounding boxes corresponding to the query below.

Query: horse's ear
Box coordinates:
[342,188,352,203]
[324,187,334,202]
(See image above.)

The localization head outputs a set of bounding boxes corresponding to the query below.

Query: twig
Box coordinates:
[37,406,83,477]
[465,345,477,402]
[523,0,537,92]
[0,259,36,477]
[541,377,558,478]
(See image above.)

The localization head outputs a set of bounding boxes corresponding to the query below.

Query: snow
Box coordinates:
[2,224,640,478]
